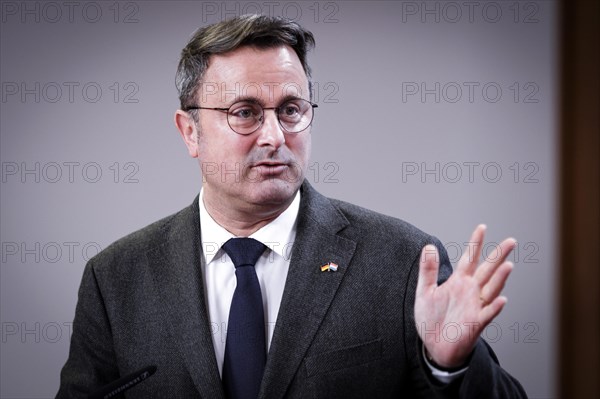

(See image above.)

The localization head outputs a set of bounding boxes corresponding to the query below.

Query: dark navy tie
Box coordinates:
[221,238,267,399]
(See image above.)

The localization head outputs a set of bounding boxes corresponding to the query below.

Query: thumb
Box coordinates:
[416,244,440,298]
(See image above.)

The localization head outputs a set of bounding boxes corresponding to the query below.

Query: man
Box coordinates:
[57,15,527,398]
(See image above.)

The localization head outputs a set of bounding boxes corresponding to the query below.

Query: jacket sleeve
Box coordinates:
[56,259,120,398]
[406,237,528,399]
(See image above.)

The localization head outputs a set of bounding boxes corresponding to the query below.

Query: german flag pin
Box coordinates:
[320,262,339,272]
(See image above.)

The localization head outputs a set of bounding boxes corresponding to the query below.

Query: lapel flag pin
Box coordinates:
[320,262,339,272]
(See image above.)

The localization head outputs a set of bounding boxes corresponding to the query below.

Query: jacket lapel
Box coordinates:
[146,197,225,399]
[259,182,357,398]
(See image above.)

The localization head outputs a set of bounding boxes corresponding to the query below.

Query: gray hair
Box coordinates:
[176,14,316,110]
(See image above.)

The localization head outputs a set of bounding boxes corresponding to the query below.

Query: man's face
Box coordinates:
[179,45,312,212]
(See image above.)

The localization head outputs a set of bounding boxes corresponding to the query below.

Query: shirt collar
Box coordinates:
[199,189,300,264]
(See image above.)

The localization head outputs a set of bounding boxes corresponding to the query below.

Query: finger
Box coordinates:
[457,224,486,275]
[480,262,514,304]
[416,245,440,298]
[479,296,508,326]
[475,238,516,286]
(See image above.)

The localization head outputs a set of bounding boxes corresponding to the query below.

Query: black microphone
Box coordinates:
[88,365,157,399]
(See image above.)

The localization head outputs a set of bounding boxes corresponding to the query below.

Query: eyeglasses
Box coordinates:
[183,98,318,135]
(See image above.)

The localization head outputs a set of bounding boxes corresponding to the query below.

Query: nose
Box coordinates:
[255,109,285,148]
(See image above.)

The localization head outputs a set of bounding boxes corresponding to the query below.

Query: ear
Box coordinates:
[174,110,199,158]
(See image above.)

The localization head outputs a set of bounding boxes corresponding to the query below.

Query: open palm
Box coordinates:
[414,225,516,368]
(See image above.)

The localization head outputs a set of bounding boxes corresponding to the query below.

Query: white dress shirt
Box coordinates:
[199,188,300,376]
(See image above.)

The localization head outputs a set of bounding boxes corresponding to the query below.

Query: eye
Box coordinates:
[229,102,260,119]
[282,104,300,115]
[235,108,254,119]
[279,102,303,120]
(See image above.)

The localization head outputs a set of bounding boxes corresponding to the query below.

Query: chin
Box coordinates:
[249,178,301,206]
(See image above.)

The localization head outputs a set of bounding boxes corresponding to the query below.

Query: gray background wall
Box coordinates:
[0,1,557,398]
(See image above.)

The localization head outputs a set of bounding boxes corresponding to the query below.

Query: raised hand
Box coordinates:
[414,224,516,368]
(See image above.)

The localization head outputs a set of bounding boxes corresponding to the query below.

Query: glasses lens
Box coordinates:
[227,101,263,134]
[278,99,313,133]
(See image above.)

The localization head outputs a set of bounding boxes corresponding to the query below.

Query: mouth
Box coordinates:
[252,161,290,176]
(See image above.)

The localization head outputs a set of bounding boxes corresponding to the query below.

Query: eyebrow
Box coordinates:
[228,95,263,106]
[227,95,309,108]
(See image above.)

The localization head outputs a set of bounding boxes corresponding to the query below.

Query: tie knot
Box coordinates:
[222,238,266,268]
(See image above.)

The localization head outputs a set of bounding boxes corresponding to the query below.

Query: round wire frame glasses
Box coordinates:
[184,98,318,135]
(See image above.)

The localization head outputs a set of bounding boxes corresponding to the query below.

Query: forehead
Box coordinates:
[200,45,309,104]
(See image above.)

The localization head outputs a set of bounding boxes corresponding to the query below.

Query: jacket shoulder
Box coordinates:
[87,199,197,270]
[327,197,451,283]
[329,197,435,243]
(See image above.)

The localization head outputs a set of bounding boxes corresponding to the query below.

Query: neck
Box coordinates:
[202,190,296,237]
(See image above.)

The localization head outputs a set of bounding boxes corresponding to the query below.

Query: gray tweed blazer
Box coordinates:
[57,181,527,398]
